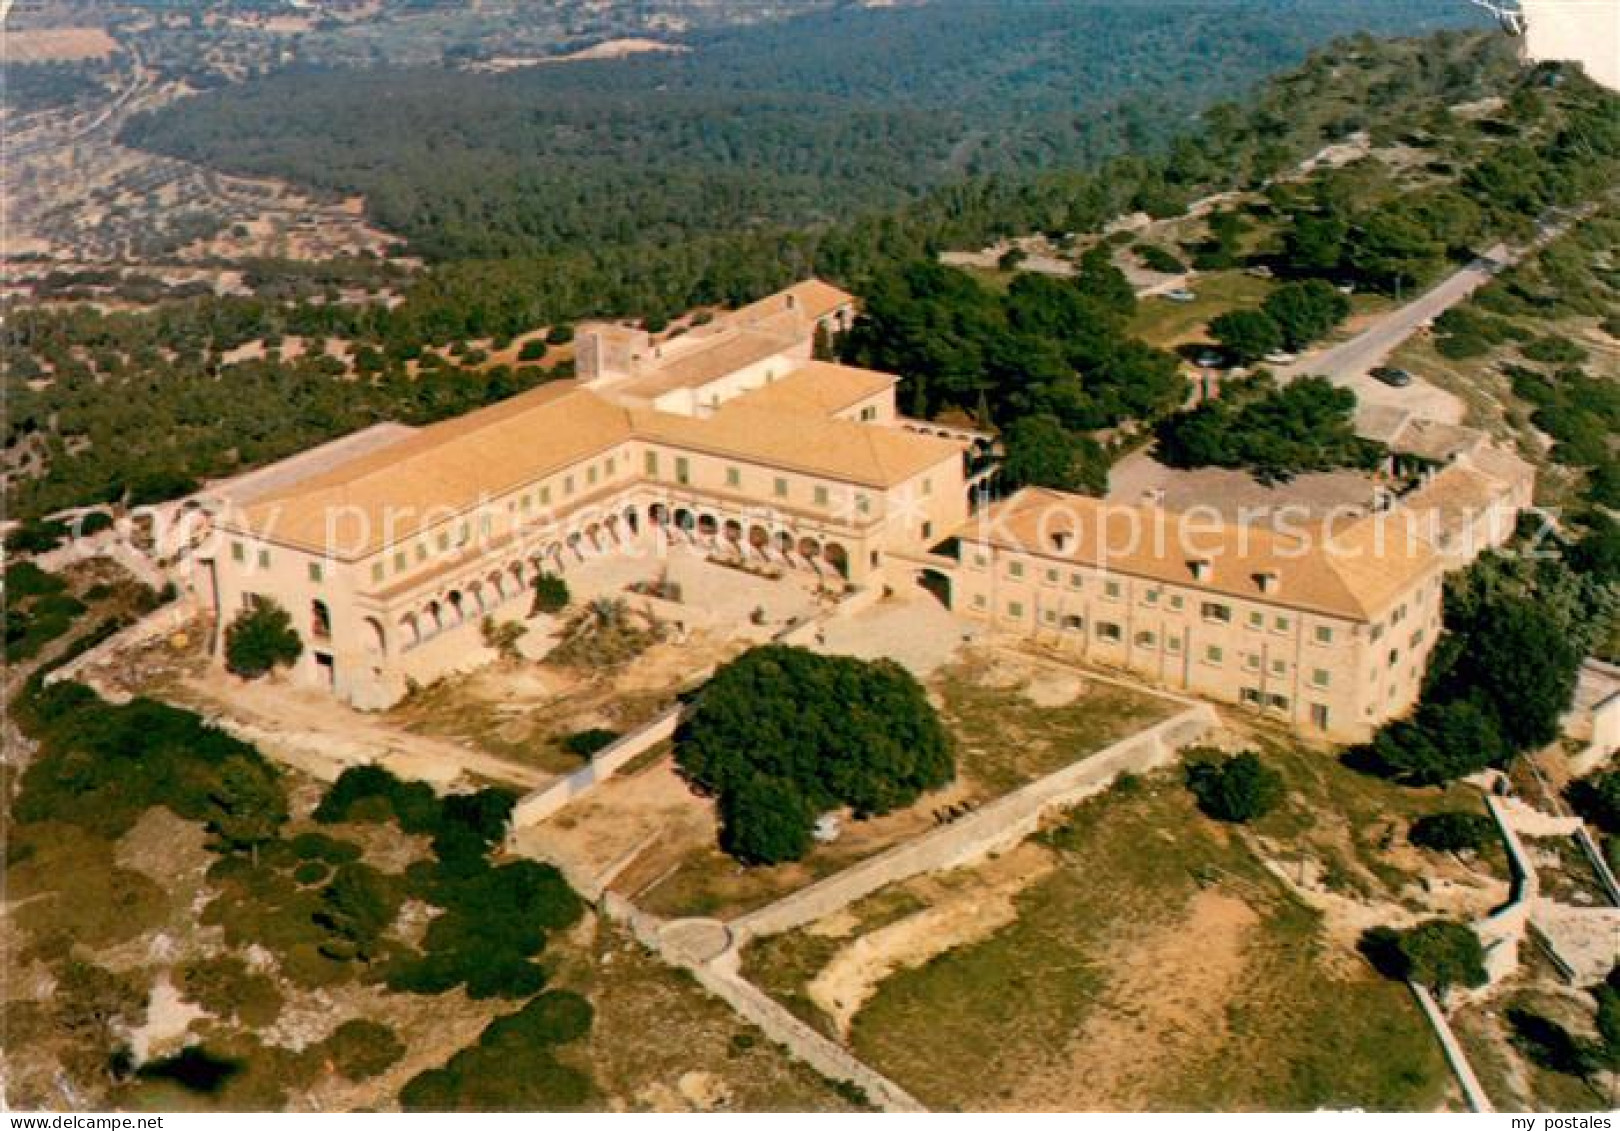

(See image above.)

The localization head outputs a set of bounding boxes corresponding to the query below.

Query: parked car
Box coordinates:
[1262,350,1297,364]
[1370,365,1414,387]
[1194,350,1225,368]
[1162,288,1197,303]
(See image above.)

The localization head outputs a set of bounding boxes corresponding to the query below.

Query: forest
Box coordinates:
[121,0,1483,261]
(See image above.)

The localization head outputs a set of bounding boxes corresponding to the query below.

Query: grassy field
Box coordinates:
[1129,271,1274,349]
[743,727,1503,1111]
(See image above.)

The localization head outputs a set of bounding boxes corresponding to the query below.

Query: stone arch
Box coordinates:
[674,508,695,534]
[774,530,795,558]
[567,531,586,561]
[488,570,507,602]
[650,502,669,528]
[446,590,467,624]
[798,536,821,564]
[584,523,604,552]
[823,542,850,578]
[918,568,951,608]
[424,600,443,633]
[723,518,743,546]
[624,506,641,536]
[696,512,718,539]
[468,580,487,612]
[398,611,419,649]
[509,561,527,593]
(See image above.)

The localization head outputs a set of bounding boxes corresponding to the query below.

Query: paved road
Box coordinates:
[1276,245,1513,425]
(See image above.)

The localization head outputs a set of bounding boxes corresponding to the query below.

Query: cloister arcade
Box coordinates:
[382,499,855,656]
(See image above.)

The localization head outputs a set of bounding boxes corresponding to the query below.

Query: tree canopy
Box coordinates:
[674,645,953,864]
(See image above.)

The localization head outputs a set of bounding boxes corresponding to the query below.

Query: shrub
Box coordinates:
[1399,919,1488,993]
[479,991,593,1051]
[517,339,548,361]
[1135,244,1186,274]
[5,517,70,554]
[176,955,283,1028]
[545,324,574,345]
[224,599,303,679]
[289,831,363,864]
[293,860,330,886]
[1567,769,1620,835]
[320,1019,405,1081]
[531,572,570,615]
[1409,811,1496,852]
[1184,750,1283,823]
[1522,335,1589,365]
[562,728,620,759]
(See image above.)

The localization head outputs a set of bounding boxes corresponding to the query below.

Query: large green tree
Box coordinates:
[675,646,954,863]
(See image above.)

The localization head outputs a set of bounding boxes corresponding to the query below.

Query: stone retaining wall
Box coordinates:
[508,704,683,829]
[730,703,1216,942]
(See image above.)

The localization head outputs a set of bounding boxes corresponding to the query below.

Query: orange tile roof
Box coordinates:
[961,488,1438,621]
[725,361,896,417]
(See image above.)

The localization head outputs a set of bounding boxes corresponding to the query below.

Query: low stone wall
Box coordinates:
[508,704,684,829]
[1408,982,1494,1113]
[1476,793,1538,985]
[42,601,194,700]
[729,704,1216,942]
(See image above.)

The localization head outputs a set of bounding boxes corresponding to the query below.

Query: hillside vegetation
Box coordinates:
[122,1,1482,261]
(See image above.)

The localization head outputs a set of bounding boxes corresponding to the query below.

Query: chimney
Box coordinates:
[1256,569,1279,595]
[1190,558,1212,582]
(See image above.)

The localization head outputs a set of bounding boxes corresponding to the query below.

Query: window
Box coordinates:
[1135,630,1157,649]
[1205,645,1224,665]
[1166,636,1183,654]
[774,477,788,499]
[1045,568,1059,586]
[726,466,741,488]
[394,551,408,573]
[1008,601,1025,619]
[972,594,987,610]
[1202,602,1231,623]
[1142,589,1159,607]
[1270,658,1287,676]
[1244,653,1261,672]
[1168,594,1185,611]
[1311,704,1330,729]
[416,543,428,563]
[1009,561,1025,580]
[856,494,871,516]
[457,522,470,546]
[479,514,492,537]
[606,457,616,477]
[1371,623,1385,642]
[1070,572,1084,589]
[814,486,829,507]
[1273,615,1290,633]
[1105,580,1122,600]
[564,475,575,496]
[1042,609,1057,625]
[1268,693,1289,710]
[540,486,552,506]
[371,562,384,584]
[922,478,933,496]
[1062,615,1084,632]
[675,458,690,485]
[860,406,877,422]
[1312,668,1330,689]
[1247,610,1264,630]
[1241,688,1262,705]
[1314,625,1333,645]
[587,465,599,486]
[521,494,533,513]
[1098,622,1122,642]
[257,549,270,569]
[974,553,988,569]
[1388,648,1400,667]
[308,561,323,583]
[645,451,659,476]
[231,541,245,563]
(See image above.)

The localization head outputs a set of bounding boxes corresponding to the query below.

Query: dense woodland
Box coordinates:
[122,1,1481,261]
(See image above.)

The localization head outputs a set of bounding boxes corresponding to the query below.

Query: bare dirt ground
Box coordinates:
[1004,889,1260,1111]
[5,27,119,61]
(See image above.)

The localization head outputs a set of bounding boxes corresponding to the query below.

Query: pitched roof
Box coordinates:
[228,376,959,557]
[961,488,1438,621]
[731,278,855,326]
[634,401,961,489]
[613,328,797,401]
[235,381,634,556]
[725,361,896,417]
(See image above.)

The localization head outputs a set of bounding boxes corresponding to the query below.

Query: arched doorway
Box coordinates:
[696,513,719,540]
[397,612,418,650]
[310,599,332,640]
[823,542,850,579]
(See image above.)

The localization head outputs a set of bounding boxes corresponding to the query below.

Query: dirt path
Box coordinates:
[808,843,1056,1037]
[177,673,552,790]
[1005,889,1259,1111]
